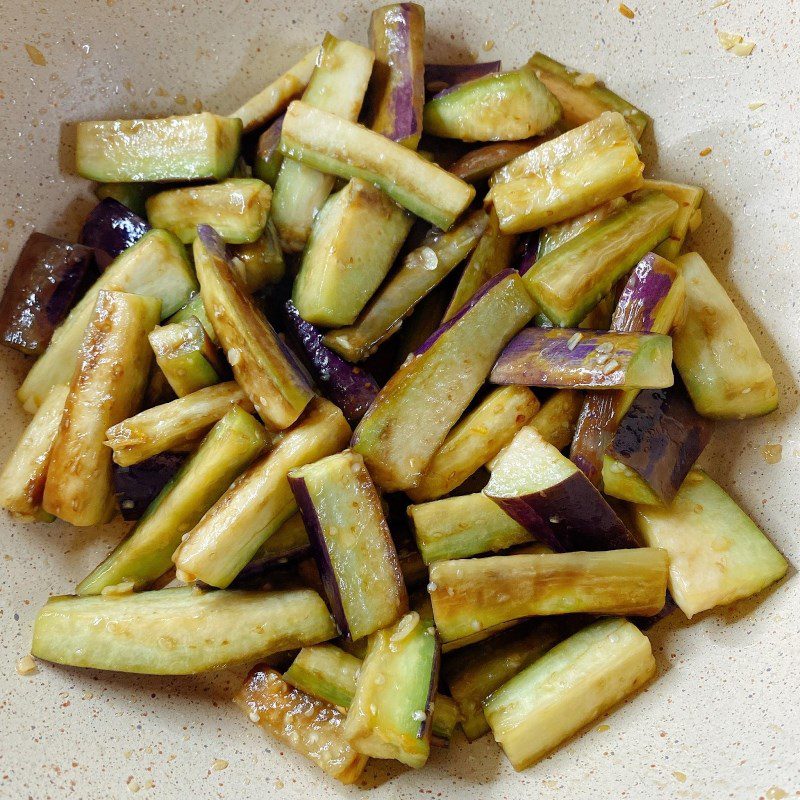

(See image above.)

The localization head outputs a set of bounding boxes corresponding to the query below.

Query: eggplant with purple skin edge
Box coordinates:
[484,426,638,551]
[193,224,314,430]
[341,610,440,768]
[602,382,712,506]
[253,115,285,186]
[428,548,668,642]
[288,450,408,640]
[448,140,539,184]
[490,328,674,390]
[424,61,501,95]
[324,210,487,363]
[0,233,97,356]
[352,269,537,491]
[282,300,379,424]
[368,3,426,148]
[569,251,684,485]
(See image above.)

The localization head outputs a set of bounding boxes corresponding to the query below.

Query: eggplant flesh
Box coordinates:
[229,220,286,292]
[428,549,668,642]
[351,270,536,491]
[288,450,408,640]
[43,291,160,526]
[32,586,336,675]
[448,140,539,183]
[0,233,97,355]
[105,381,253,467]
[235,667,368,784]
[253,115,285,186]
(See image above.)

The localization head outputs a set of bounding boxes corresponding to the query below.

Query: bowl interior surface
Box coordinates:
[0,1,798,797]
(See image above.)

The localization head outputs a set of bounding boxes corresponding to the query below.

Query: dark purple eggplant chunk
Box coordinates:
[425,61,502,97]
[79,198,150,269]
[0,232,97,355]
[515,233,538,276]
[607,381,713,504]
[282,300,380,424]
[631,591,677,630]
[112,452,185,521]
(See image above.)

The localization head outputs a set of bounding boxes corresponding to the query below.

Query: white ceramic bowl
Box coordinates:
[1,2,798,797]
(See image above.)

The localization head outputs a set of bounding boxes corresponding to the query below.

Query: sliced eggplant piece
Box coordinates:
[279,101,476,231]
[323,210,487,362]
[489,112,643,234]
[524,191,679,327]
[95,182,155,217]
[442,210,517,322]
[43,291,160,526]
[673,253,778,418]
[633,469,788,618]
[603,383,712,505]
[491,328,674,390]
[444,620,565,741]
[282,300,379,424]
[18,229,197,412]
[145,179,272,245]
[106,381,253,467]
[0,384,69,521]
[284,643,459,747]
[342,611,440,768]
[424,61,501,95]
[0,233,96,356]
[484,426,638,551]
[32,586,336,675]
[148,316,223,397]
[527,52,649,140]
[448,140,539,183]
[112,452,185,521]
[429,549,667,642]
[368,3,426,147]
[231,516,312,589]
[228,220,286,292]
[79,198,150,267]
[76,112,241,182]
[271,35,375,252]
[484,618,655,770]
[390,284,452,371]
[236,667,368,785]
[423,67,560,142]
[642,179,704,261]
[536,197,627,260]
[352,270,536,491]
[253,115,285,186]
[231,47,320,133]
[78,407,267,595]
[293,180,414,326]
[173,398,351,589]
[569,252,684,485]
[167,293,217,343]
[406,386,539,502]
[409,492,533,564]
[194,225,313,430]
[288,451,408,640]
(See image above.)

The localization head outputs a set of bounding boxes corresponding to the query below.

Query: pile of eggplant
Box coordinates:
[0,2,788,784]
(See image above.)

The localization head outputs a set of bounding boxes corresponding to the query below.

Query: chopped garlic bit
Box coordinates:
[718,31,756,56]
[574,72,597,88]
[731,41,755,56]
[101,580,136,596]
[211,758,228,771]
[748,101,766,111]
[227,348,241,366]
[566,331,583,351]
[699,147,713,157]
[411,710,427,722]
[618,3,635,19]
[427,581,438,593]
[390,611,420,643]
[16,654,37,675]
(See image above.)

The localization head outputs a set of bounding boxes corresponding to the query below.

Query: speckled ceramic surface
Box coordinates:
[0,1,798,798]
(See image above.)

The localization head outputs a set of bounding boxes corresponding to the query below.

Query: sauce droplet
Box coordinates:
[760,443,782,464]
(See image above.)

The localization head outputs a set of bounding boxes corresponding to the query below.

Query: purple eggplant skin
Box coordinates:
[112,452,185,521]
[368,3,426,146]
[515,233,538,276]
[79,198,150,269]
[425,62,502,97]
[0,232,98,355]
[570,252,682,485]
[230,544,312,589]
[282,300,379,424]
[608,382,713,504]
[288,474,350,638]
[491,470,638,553]
[631,591,677,630]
